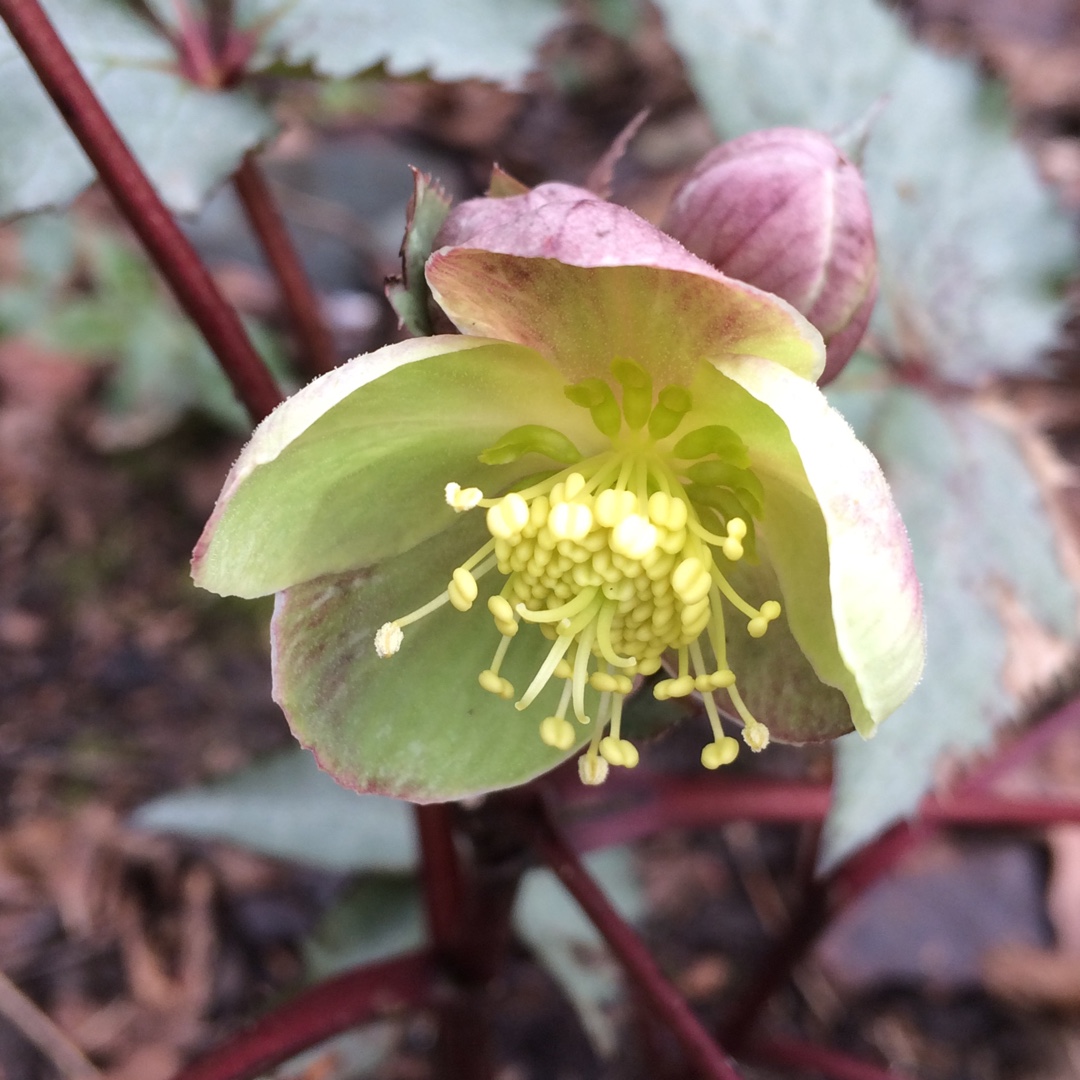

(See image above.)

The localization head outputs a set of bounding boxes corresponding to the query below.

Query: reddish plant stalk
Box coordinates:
[718,690,1080,1052]
[232,154,339,378]
[415,802,497,1080]
[0,0,283,424]
[171,951,435,1080]
[416,804,468,963]
[531,798,744,1080]
[750,1036,912,1080]
[567,776,1080,852]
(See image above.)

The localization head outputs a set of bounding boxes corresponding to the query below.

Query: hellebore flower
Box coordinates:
[664,128,878,385]
[192,182,924,802]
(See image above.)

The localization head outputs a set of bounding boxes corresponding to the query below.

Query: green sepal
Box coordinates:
[487,165,530,198]
[386,169,453,337]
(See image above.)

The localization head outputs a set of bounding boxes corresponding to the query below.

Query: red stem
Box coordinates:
[171,950,435,1080]
[717,690,1080,1052]
[750,1036,912,1080]
[415,803,497,1079]
[415,804,467,964]
[531,798,743,1080]
[0,0,283,424]
[964,690,1080,793]
[567,777,1080,852]
[232,155,338,378]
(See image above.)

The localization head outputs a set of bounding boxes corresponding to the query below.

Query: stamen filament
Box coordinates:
[727,682,770,751]
[461,538,497,571]
[595,601,637,668]
[518,586,599,624]
[489,633,513,676]
[608,690,624,742]
[709,565,762,621]
[572,621,597,722]
[516,633,575,711]
[688,517,736,548]
[394,591,452,629]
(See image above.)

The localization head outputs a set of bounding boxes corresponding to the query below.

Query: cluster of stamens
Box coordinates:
[376,359,781,784]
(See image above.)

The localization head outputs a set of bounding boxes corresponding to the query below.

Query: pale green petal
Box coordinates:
[690,357,924,738]
[194,336,600,598]
[427,254,824,386]
[272,519,589,801]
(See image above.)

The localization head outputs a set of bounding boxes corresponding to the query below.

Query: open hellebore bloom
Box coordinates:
[193,183,924,802]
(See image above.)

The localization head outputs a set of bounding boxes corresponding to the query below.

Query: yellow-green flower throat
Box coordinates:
[375,359,781,784]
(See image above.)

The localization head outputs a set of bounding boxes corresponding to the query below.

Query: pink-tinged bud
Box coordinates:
[664,128,877,384]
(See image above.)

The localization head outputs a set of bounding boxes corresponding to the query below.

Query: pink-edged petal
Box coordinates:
[193,335,600,599]
[427,183,826,384]
[272,520,584,802]
[697,355,925,736]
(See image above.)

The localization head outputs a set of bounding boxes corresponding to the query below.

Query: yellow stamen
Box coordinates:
[379,365,785,782]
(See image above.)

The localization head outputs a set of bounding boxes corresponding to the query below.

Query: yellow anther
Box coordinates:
[488,595,515,623]
[614,674,633,694]
[680,597,710,629]
[701,738,740,769]
[590,671,620,693]
[374,622,403,658]
[647,490,688,531]
[554,658,573,679]
[487,492,530,538]
[743,721,770,752]
[722,537,744,561]
[445,481,483,512]
[747,616,769,638]
[564,472,587,499]
[671,555,701,595]
[479,669,514,699]
[760,600,782,620]
[710,669,736,689]
[602,579,635,603]
[595,488,638,528]
[647,490,671,527]
[579,754,610,785]
[540,715,577,750]
[529,494,550,532]
[654,675,696,700]
[599,735,625,765]
[672,557,711,605]
[548,500,594,541]
[659,528,687,555]
[727,517,747,540]
[610,514,659,560]
[600,735,640,768]
[448,567,479,612]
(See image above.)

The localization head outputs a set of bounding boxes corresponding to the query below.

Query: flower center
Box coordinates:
[375,359,781,784]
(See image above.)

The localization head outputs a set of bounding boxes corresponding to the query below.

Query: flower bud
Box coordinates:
[664,128,877,384]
